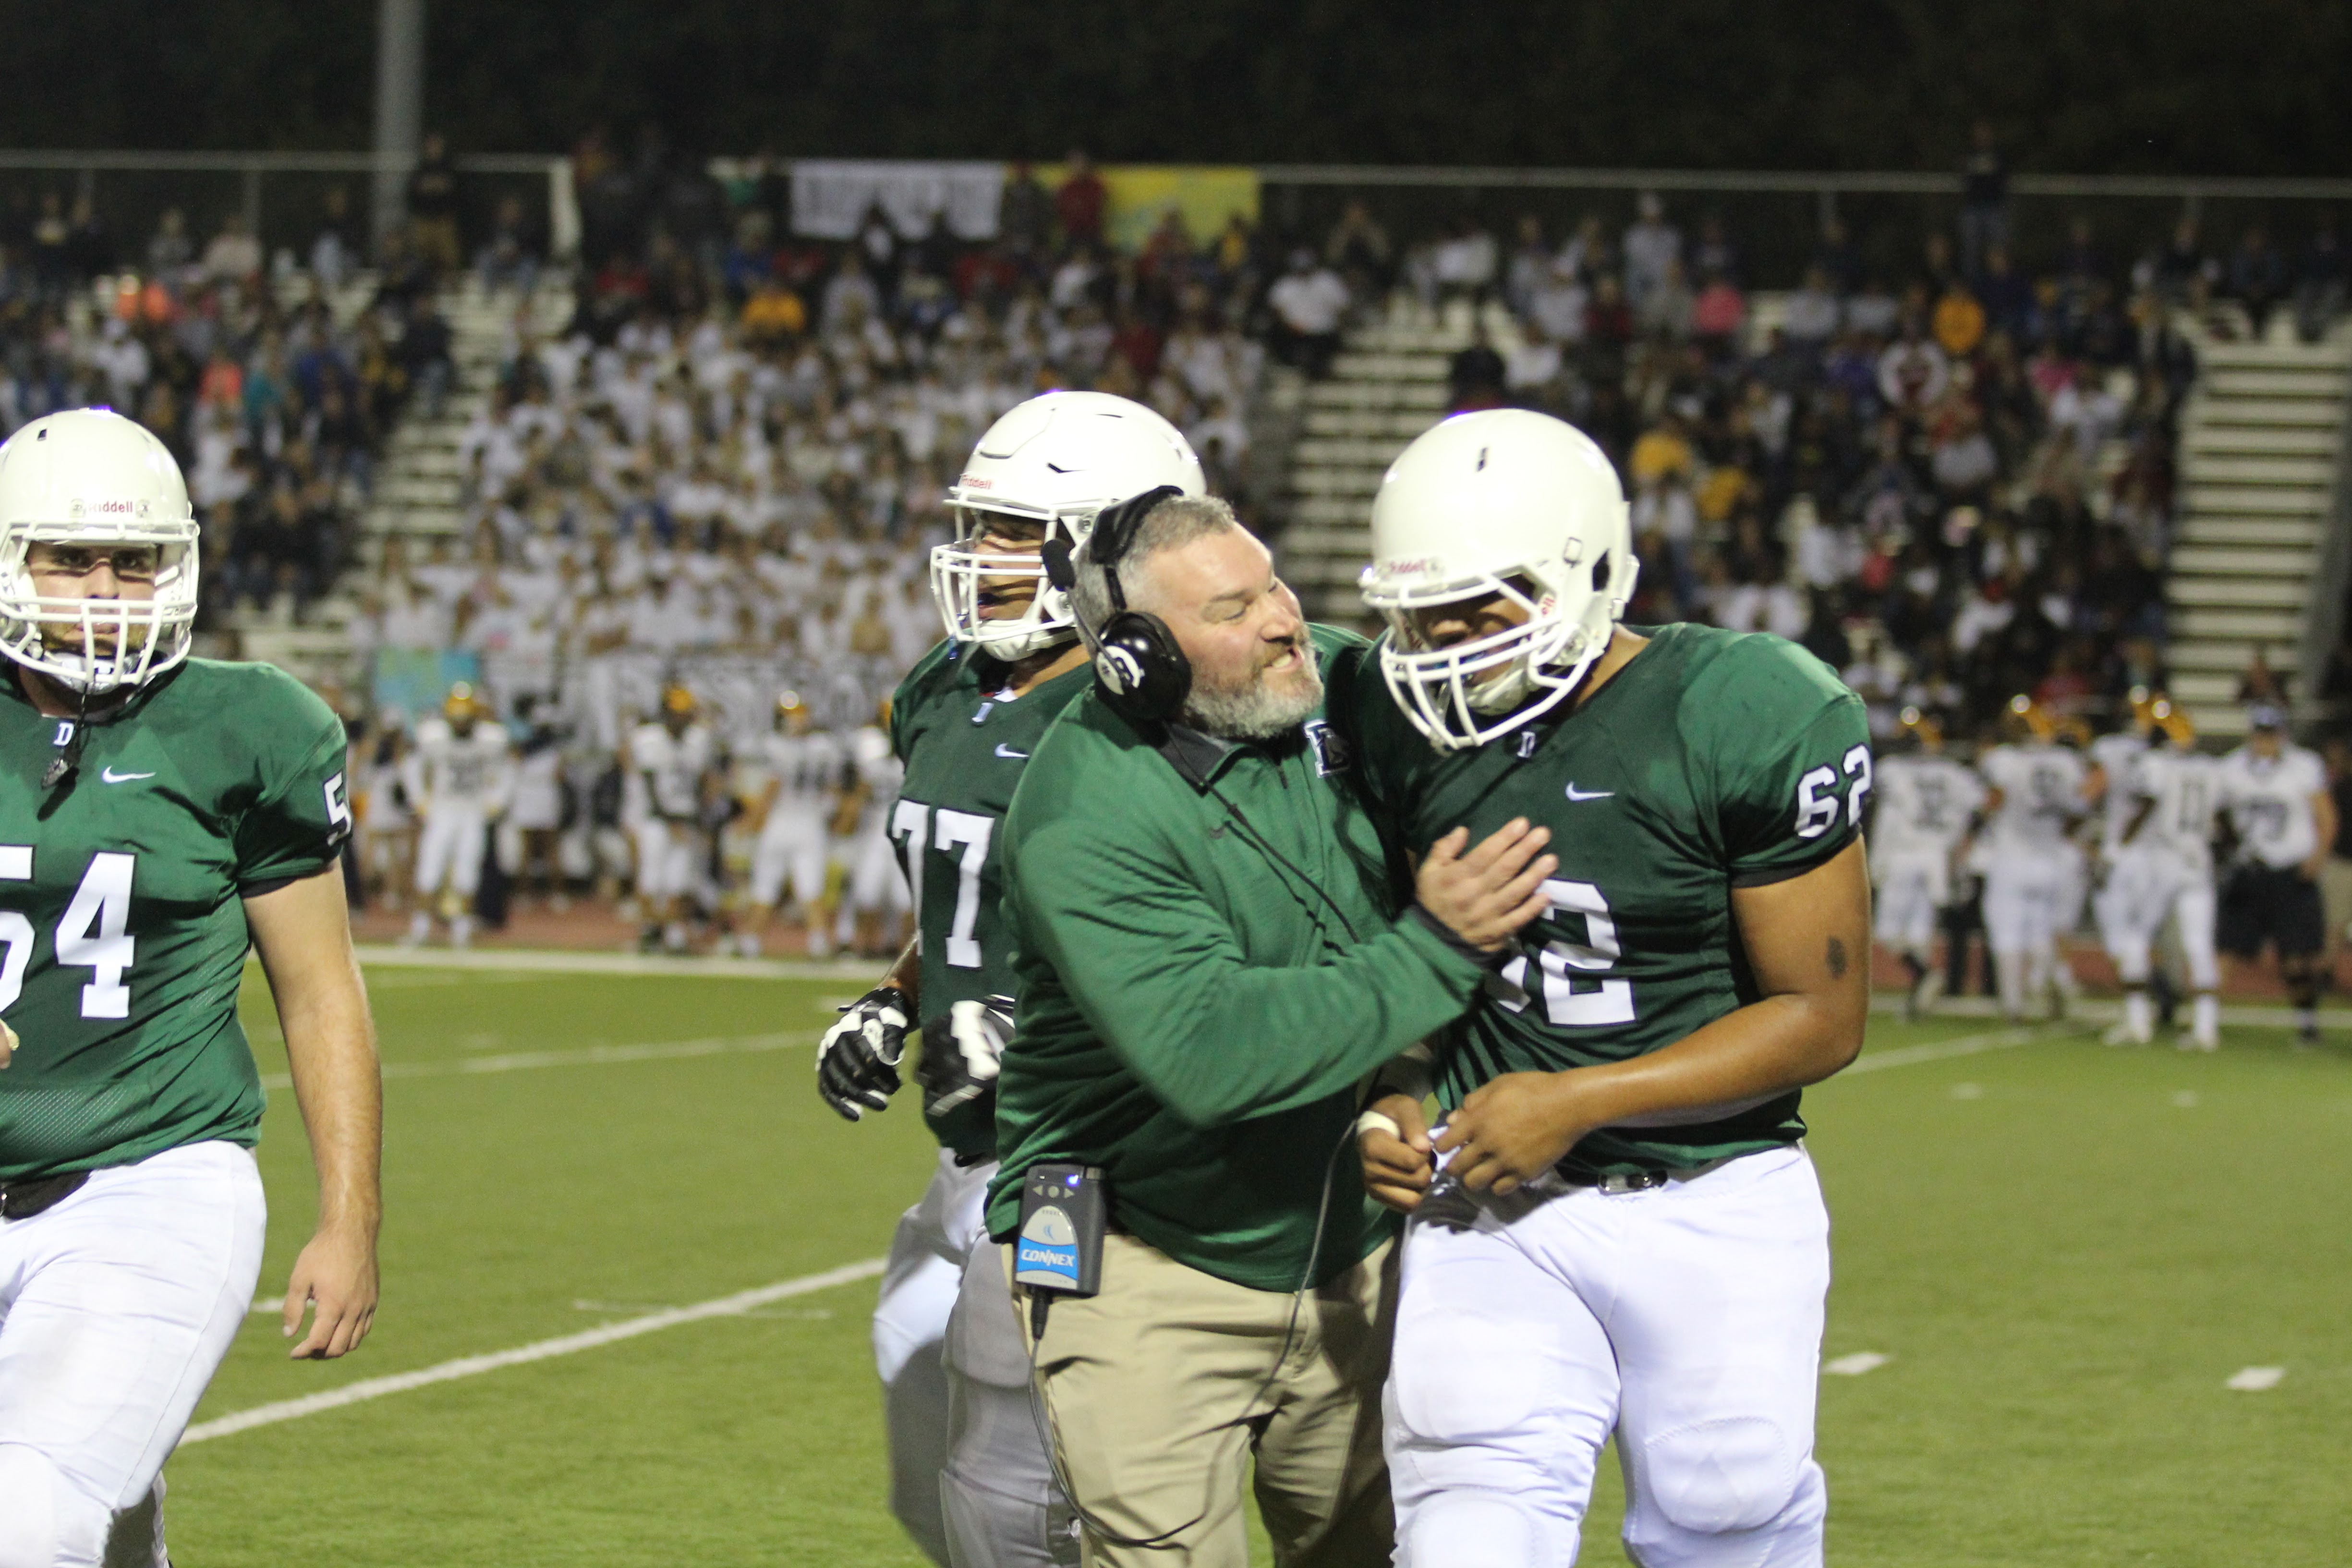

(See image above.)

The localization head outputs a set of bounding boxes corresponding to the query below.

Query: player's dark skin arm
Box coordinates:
[247,865,383,1359]
[1364,837,1872,1205]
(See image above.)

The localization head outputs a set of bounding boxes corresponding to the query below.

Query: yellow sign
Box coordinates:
[1030,164,1260,252]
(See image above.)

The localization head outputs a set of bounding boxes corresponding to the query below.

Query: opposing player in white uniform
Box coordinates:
[738,691,844,958]
[1974,699,2090,1020]
[402,683,515,948]
[835,707,912,959]
[2087,692,2153,949]
[627,685,717,954]
[0,410,379,1568]
[1870,707,1984,1016]
[2105,699,2222,1049]
[2216,704,2337,1046]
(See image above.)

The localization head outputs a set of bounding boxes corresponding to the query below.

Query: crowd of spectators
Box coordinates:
[1264,176,2348,738]
[346,143,1273,882]
[0,181,458,628]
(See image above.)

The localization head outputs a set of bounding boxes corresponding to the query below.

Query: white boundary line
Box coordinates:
[181,1257,887,1445]
[256,1031,808,1091]
[349,944,878,981]
[1868,991,2352,1031]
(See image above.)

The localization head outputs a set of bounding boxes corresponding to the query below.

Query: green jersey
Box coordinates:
[986,626,1488,1292]
[1347,624,1871,1173]
[0,658,351,1182]
[890,638,1096,1160]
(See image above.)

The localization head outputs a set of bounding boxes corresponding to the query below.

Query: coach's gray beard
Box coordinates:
[1182,655,1325,741]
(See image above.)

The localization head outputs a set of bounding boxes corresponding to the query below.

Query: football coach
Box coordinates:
[980,490,1556,1567]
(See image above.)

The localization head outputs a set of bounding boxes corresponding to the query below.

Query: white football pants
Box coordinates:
[749,810,829,910]
[874,1150,1070,1568]
[413,803,489,899]
[0,1142,266,1568]
[1387,1146,1829,1568]
[630,820,701,902]
[2104,850,2219,990]
[1871,849,1950,952]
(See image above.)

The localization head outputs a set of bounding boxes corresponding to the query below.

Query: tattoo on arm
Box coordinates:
[1825,936,1848,979]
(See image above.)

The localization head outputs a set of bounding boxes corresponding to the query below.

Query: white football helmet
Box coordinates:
[1359,409,1636,750]
[933,391,1205,659]
[0,409,201,694]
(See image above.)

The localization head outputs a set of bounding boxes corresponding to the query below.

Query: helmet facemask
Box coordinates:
[929,502,1092,661]
[0,519,199,696]
[1365,532,1636,752]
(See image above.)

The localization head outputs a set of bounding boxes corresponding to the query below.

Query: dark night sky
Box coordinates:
[0,0,2345,172]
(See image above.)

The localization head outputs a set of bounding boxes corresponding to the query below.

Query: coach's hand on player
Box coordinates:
[1415,818,1557,953]
[1359,1091,1435,1212]
[818,984,913,1120]
[1434,1071,1598,1196]
[283,1225,379,1359]
[0,1016,15,1069]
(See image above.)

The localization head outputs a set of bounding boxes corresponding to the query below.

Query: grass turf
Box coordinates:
[159,968,2352,1565]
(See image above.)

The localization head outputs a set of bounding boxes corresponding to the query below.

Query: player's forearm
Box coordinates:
[882,936,921,1003]
[247,871,384,1239]
[282,992,384,1238]
[1541,991,1864,1132]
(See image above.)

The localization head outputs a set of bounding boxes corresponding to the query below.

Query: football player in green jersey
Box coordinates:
[0,410,380,1568]
[813,391,1203,1568]
[1345,411,1871,1568]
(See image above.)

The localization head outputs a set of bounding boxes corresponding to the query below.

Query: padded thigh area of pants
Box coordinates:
[1390,1314,1545,1444]
[1638,1414,1798,1533]
[0,1444,106,1568]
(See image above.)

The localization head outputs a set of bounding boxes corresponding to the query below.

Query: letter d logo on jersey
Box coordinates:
[1016,1204,1081,1288]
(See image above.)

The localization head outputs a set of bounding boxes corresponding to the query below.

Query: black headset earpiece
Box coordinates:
[1091,608,1190,727]
[1053,485,1193,729]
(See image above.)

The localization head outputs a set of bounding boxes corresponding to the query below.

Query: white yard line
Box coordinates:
[1841,1022,2089,1076]
[1824,1351,1891,1376]
[2225,1366,2286,1391]
[256,1031,808,1091]
[183,1257,887,1445]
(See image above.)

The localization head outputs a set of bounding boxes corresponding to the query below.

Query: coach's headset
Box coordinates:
[1039,483,1191,728]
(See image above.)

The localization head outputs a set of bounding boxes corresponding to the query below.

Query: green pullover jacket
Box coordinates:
[984,626,1490,1291]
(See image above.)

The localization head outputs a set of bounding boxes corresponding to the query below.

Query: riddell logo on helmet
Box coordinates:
[1385,557,1443,576]
[960,475,994,489]
[68,498,145,518]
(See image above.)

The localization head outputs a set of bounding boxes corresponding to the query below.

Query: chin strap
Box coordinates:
[41,686,93,790]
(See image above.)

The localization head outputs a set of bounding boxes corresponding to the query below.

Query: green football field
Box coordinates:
[161,959,2351,1566]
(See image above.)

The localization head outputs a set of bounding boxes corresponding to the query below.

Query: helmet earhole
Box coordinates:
[1591,555,1612,593]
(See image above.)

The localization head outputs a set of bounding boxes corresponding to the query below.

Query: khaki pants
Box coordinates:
[2321,856,2352,959]
[1008,1233,1396,1568]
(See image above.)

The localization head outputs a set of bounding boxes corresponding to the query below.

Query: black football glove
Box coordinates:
[816,985,912,1121]
[916,995,1014,1120]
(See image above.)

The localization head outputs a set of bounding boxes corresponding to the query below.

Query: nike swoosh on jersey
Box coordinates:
[994,744,1030,760]
[100,767,157,783]
[1563,784,1614,802]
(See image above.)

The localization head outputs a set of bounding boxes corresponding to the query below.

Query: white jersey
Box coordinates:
[404,717,515,814]
[2127,747,2222,878]
[758,730,846,821]
[2217,742,2328,870]
[1979,743,2087,856]
[508,743,565,831]
[629,721,716,822]
[1869,753,1984,859]
[2088,731,2148,854]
